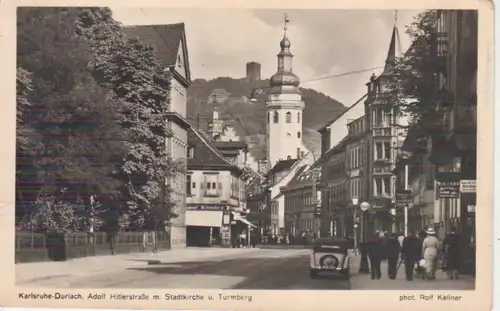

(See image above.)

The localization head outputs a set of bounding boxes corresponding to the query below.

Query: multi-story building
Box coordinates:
[320,138,348,237]
[282,164,321,237]
[363,25,405,233]
[393,10,477,273]
[185,128,253,247]
[431,10,477,244]
[123,23,192,248]
[345,116,367,237]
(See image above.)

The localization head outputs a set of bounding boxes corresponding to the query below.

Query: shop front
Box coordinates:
[186,205,233,247]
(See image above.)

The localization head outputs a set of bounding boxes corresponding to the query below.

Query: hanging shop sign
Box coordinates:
[395,190,412,204]
[438,181,460,198]
[460,180,476,193]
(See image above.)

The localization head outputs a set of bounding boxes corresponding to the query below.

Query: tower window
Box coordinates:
[273,111,279,123]
[297,112,301,123]
[297,131,301,138]
[267,112,270,123]
[286,112,291,123]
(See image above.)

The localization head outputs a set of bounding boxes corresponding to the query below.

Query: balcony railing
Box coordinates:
[373,165,393,175]
[373,127,392,137]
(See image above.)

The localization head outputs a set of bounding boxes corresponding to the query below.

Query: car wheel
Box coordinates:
[309,270,318,278]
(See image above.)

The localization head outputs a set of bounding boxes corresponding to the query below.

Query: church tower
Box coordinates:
[207,105,224,141]
[266,14,305,167]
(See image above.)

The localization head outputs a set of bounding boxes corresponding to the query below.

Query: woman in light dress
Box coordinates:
[422,227,440,280]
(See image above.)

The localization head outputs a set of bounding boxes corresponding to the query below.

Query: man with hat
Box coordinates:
[401,230,421,281]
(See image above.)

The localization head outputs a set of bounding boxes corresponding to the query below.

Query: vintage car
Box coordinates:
[309,237,350,279]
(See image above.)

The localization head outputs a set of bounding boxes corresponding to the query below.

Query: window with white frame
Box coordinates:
[375,142,383,160]
[372,107,391,127]
[187,146,195,159]
[374,177,392,196]
[202,174,220,197]
[383,177,392,197]
[384,142,391,160]
[374,178,383,196]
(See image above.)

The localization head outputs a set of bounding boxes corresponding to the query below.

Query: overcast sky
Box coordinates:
[111,8,422,107]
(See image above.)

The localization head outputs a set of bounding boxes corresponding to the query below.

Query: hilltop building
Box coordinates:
[123,23,192,248]
[246,62,262,81]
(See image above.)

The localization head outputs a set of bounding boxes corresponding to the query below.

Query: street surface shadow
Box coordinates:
[127,257,351,290]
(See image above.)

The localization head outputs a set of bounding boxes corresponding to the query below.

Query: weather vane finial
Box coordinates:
[394,10,398,26]
[284,13,290,32]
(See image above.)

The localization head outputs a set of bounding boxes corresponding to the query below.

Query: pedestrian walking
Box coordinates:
[401,230,421,281]
[250,229,258,248]
[422,227,440,280]
[366,232,383,280]
[397,232,405,247]
[442,226,461,279]
[386,233,401,280]
[301,231,307,247]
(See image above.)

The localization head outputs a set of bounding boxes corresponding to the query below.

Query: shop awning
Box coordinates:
[232,211,257,228]
[186,210,223,227]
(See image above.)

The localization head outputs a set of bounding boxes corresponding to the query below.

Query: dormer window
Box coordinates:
[187,146,195,158]
[177,55,182,67]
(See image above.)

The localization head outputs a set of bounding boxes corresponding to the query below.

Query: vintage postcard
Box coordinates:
[0,0,493,310]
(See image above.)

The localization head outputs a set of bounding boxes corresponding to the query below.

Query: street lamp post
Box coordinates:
[351,197,359,255]
[359,201,371,274]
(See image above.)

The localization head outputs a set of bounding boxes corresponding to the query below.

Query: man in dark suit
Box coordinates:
[386,233,402,279]
[366,232,384,280]
[401,231,422,281]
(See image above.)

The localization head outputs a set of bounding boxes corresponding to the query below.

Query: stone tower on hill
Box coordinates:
[246,62,261,82]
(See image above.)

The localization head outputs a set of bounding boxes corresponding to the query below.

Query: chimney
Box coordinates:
[246,62,261,82]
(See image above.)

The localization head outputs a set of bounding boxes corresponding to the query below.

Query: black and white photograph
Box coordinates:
[12,5,484,297]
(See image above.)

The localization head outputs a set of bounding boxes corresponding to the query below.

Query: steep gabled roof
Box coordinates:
[187,128,241,172]
[281,158,323,192]
[380,25,404,77]
[267,159,298,176]
[122,23,191,83]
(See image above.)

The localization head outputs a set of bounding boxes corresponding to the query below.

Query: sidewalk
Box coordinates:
[16,247,257,284]
[349,254,475,290]
[258,244,312,250]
